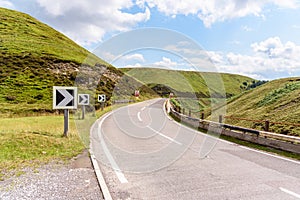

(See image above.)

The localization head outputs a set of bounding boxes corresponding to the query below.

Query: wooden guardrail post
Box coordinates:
[265,120,270,132]
[219,115,223,123]
[189,110,191,117]
[182,108,185,115]
[201,112,204,120]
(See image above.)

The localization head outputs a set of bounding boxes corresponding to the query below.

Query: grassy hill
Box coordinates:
[0,7,124,116]
[224,77,300,136]
[121,68,258,113]
[121,68,256,97]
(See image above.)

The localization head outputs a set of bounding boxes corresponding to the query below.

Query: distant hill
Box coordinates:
[121,68,256,98]
[224,77,300,136]
[0,8,124,116]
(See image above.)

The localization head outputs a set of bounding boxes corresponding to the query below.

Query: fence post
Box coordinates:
[182,108,185,115]
[189,110,191,117]
[219,115,223,123]
[265,120,270,132]
[201,112,204,120]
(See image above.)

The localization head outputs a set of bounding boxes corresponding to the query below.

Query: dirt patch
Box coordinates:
[70,149,93,169]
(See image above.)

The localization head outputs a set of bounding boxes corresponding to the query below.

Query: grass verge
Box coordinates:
[0,115,83,180]
[0,103,135,181]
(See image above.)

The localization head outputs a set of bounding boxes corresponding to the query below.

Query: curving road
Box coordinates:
[90,98,300,200]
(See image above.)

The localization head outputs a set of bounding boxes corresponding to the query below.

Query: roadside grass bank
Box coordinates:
[0,105,116,181]
[0,102,137,181]
[0,115,84,181]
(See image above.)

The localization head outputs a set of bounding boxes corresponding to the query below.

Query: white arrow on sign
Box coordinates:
[98,94,106,103]
[78,94,89,105]
[57,89,74,107]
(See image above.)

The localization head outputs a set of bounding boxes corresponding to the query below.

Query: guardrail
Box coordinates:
[166,100,300,154]
[224,115,300,133]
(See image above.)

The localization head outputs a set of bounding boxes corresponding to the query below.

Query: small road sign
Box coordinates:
[98,94,106,103]
[53,86,77,109]
[78,94,89,105]
[134,90,140,97]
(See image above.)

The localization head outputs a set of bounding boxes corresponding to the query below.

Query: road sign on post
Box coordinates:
[53,86,77,137]
[98,94,106,111]
[98,94,106,103]
[78,94,89,105]
[53,86,77,109]
[134,90,140,97]
[78,94,89,120]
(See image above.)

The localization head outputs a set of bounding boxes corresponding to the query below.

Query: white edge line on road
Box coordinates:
[98,113,128,184]
[239,146,300,165]
[89,151,113,200]
[162,100,300,165]
[148,125,182,145]
[280,187,300,199]
[137,111,142,122]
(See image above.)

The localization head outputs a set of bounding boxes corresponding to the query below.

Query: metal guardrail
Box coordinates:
[223,124,260,136]
[167,100,300,146]
[260,131,300,144]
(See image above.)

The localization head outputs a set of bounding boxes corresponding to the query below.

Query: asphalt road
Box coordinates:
[91,98,300,200]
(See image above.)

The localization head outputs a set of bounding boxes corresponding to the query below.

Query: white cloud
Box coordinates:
[154,57,178,68]
[251,36,300,59]
[292,25,300,29]
[32,0,150,46]
[122,63,142,68]
[0,0,14,9]
[5,0,298,49]
[242,25,253,32]
[142,0,298,27]
[210,37,300,79]
[123,53,145,62]
[229,40,241,45]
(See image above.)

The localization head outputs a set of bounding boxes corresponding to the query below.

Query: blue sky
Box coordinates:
[2,0,300,80]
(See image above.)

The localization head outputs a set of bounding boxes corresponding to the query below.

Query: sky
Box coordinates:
[2,0,300,80]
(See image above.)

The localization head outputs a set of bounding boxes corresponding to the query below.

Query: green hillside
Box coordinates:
[121,68,259,115]
[224,77,300,136]
[0,8,123,116]
[121,68,256,98]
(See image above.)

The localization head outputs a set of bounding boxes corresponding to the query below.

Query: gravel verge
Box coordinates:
[0,150,104,200]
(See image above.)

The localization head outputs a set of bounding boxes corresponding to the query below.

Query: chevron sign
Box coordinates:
[53,86,77,109]
[78,94,89,105]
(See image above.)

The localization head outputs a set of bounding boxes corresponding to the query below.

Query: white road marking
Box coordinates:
[148,126,182,145]
[98,113,128,184]
[279,187,300,199]
[89,153,113,200]
[141,106,146,111]
[137,111,142,122]
[239,146,300,165]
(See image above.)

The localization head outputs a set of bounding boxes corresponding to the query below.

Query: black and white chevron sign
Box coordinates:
[78,94,89,105]
[53,86,77,109]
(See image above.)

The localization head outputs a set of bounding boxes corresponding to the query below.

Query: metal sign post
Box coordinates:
[82,105,85,119]
[98,94,106,111]
[64,109,69,137]
[53,86,77,137]
[78,94,89,120]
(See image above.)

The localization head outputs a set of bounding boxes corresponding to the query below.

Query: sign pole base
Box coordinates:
[82,105,85,120]
[64,109,69,137]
